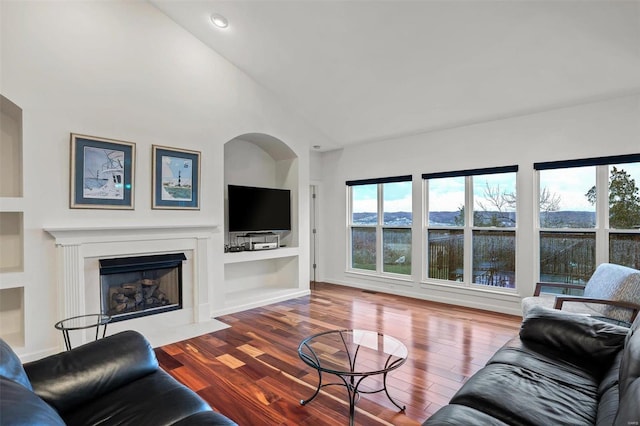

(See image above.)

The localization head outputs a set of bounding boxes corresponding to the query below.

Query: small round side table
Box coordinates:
[54,314,111,351]
[298,329,408,426]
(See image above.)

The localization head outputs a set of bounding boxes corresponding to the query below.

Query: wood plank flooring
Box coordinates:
[155,283,522,425]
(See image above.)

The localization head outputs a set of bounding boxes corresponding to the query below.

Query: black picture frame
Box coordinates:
[152,145,200,210]
[70,134,135,209]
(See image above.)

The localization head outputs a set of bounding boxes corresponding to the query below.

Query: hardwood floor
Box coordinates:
[155,283,522,425]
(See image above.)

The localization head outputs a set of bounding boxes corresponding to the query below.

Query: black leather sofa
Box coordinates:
[425,306,640,425]
[0,330,237,425]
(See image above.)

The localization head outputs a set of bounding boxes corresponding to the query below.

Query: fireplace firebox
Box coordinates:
[99,253,185,322]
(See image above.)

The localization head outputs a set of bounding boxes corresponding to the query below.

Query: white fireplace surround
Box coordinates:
[44,224,228,348]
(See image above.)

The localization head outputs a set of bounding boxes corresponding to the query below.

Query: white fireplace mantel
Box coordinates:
[44,224,218,246]
[43,224,223,348]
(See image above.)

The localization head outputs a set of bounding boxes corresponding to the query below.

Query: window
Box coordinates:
[427,176,464,281]
[608,162,640,268]
[424,166,518,289]
[348,176,412,276]
[536,154,640,285]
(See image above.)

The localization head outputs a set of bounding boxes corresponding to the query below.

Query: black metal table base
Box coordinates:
[300,369,405,426]
[60,323,109,351]
[298,330,408,426]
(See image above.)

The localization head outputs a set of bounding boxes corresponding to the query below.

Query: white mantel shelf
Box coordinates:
[44,224,218,246]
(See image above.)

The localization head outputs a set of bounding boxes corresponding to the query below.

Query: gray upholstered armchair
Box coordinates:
[522,263,640,325]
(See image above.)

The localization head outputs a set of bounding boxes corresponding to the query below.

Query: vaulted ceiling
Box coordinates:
[151,1,640,151]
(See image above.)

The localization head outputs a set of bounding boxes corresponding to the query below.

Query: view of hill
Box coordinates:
[353,212,412,226]
[353,211,596,227]
[539,211,596,228]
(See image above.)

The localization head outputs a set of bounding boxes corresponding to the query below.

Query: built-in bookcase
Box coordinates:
[219,134,306,316]
[0,94,25,347]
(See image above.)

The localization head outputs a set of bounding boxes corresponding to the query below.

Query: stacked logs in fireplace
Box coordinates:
[100,253,184,322]
[109,278,171,314]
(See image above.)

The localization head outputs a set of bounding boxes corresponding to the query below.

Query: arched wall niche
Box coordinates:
[223,133,299,248]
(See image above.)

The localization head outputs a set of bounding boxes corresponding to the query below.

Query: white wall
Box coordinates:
[310,150,323,182]
[318,94,640,316]
[0,1,325,359]
[225,140,280,189]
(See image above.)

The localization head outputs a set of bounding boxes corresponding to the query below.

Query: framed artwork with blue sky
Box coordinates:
[152,145,200,210]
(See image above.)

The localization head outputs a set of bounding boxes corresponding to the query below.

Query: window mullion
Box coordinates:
[347,186,353,271]
[423,179,429,281]
[377,184,383,273]
[347,186,353,226]
[534,170,542,283]
[464,176,474,286]
[596,165,609,264]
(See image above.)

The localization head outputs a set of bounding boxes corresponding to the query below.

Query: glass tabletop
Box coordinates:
[298,329,408,376]
[54,314,111,331]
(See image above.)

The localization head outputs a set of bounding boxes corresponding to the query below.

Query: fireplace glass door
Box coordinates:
[99,253,185,322]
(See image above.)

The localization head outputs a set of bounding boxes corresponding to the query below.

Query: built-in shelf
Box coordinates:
[1,95,23,198]
[0,198,24,211]
[221,133,305,317]
[0,95,25,347]
[0,272,25,291]
[222,247,303,316]
[0,286,25,347]
[0,212,24,273]
[223,246,299,264]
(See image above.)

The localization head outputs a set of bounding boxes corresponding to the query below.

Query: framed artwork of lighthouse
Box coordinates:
[70,134,136,209]
[152,145,200,210]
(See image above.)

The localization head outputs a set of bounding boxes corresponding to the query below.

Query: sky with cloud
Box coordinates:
[352,163,640,213]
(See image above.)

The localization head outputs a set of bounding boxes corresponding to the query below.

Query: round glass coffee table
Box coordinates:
[298,329,408,425]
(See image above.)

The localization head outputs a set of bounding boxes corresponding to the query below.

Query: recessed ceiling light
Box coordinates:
[210,13,229,29]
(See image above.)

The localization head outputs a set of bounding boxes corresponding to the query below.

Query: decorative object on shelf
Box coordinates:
[70,133,136,209]
[152,145,200,210]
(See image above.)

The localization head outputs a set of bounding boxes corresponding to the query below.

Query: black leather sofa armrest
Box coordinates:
[520,306,628,369]
[0,377,67,426]
[23,330,159,414]
[554,296,640,322]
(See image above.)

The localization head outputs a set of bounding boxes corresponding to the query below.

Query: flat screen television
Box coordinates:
[228,185,291,233]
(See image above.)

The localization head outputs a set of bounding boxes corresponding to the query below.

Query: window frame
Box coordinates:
[347,175,413,278]
[535,153,640,282]
[423,166,518,291]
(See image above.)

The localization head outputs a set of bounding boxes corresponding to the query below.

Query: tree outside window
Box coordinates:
[472,173,516,288]
[537,158,640,283]
[425,167,517,289]
[604,163,640,269]
[586,165,640,229]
